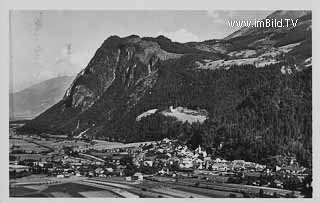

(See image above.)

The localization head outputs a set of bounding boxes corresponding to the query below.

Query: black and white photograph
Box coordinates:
[4,1,315,199]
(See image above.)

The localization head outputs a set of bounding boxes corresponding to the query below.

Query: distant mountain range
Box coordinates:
[19,10,312,167]
[10,76,74,120]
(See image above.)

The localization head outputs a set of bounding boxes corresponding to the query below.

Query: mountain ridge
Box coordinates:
[10,75,74,120]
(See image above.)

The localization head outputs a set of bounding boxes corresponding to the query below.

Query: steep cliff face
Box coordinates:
[63,36,182,112]
[23,35,182,135]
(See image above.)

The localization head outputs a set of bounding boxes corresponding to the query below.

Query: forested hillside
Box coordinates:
[94,61,312,167]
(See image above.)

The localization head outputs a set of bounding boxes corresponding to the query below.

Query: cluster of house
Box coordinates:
[128,138,310,188]
[41,137,308,180]
[10,135,310,192]
[131,138,267,173]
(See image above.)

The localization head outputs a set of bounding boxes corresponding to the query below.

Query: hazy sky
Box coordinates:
[10,10,272,92]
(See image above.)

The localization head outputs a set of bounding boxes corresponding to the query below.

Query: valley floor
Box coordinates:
[10,174,302,198]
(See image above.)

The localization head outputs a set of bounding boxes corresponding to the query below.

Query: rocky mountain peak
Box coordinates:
[62,35,181,113]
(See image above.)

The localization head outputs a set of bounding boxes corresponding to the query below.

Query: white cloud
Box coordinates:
[207,10,236,23]
[207,10,220,19]
[156,29,200,43]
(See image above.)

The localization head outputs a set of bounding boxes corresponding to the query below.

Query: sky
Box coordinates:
[10,10,272,93]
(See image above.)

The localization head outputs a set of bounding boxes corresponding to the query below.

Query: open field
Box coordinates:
[10,130,155,153]
[10,181,120,198]
[10,138,49,153]
[148,176,301,197]
[87,177,242,198]
[9,187,39,197]
[161,107,208,124]
[10,153,51,161]
[10,172,303,198]
[91,140,155,150]
[78,191,119,197]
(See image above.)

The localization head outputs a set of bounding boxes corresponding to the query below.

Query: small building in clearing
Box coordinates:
[132,172,143,181]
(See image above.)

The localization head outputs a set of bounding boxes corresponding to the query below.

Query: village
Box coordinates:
[9,122,312,198]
